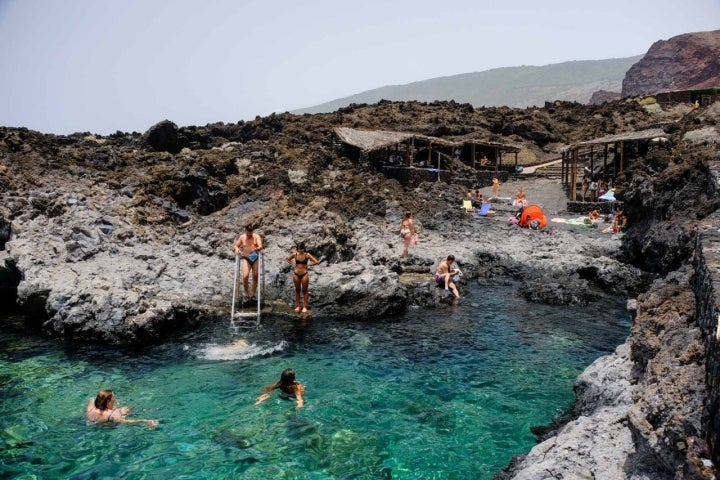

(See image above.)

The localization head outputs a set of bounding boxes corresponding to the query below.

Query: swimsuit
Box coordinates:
[294,254,309,279]
[435,274,446,286]
[243,250,259,266]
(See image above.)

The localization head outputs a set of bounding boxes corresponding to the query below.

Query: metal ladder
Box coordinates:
[230,252,263,328]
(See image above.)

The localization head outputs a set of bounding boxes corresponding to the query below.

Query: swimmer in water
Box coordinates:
[85,390,159,428]
[255,368,305,409]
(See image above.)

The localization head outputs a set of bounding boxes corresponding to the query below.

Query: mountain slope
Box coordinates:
[293,56,643,114]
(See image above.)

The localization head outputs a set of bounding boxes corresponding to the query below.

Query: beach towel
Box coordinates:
[478,202,491,216]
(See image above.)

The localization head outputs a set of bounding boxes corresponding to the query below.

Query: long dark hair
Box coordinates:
[94,389,114,411]
[279,369,296,386]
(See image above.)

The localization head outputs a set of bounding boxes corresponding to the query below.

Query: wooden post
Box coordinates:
[571,148,578,201]
[437,151,441,182]
[405,140,411,167]
[472,143,476,169]
[496,147,500,171]
[589,146,594,178]
[603,144,608,179]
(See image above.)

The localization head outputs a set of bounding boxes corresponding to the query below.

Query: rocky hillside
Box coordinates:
[622,29,720,97]
[293,57,642,114]
[2,97,720,477]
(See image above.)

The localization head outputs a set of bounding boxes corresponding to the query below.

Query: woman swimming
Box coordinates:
[85,389,159,428]
[255,368,305,409]
[287,242,320,313]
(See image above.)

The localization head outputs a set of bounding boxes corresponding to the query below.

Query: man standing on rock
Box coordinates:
[234,224,263,300]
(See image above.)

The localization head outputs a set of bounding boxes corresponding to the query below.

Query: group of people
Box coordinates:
[580,176,612,202]
[87,369,306,428]
[233,224,319,313]
[602,208,627,234]
[399,211,462,299]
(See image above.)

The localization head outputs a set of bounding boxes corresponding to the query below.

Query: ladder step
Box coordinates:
[234,312,259,318]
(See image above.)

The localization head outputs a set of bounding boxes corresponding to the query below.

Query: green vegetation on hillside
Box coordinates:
[293,56,643,114]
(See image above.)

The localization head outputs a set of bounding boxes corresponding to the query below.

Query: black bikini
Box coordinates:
[293,254,309,279]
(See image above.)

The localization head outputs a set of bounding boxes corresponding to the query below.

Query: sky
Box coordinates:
[1,0,719,135]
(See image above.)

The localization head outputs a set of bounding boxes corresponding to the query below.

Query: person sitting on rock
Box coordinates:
[86,390,158,428]
[255,368,305,410]
[602,209,627,234]
[435,255,460,298]
[513,188,528,207]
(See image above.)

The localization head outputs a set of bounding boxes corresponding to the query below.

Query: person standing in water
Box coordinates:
[287,242,320,313]
[255,368,305,409]
[399,210,415,257]
[86,390,159,428]
[234,224,263,300]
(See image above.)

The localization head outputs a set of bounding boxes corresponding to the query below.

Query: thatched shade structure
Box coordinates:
[334,127,414,152]
[450,132,522,171]
[563,128,669,200]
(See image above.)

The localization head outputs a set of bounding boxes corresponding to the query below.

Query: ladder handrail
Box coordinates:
[231,251,263,327]
[230,254,240,325]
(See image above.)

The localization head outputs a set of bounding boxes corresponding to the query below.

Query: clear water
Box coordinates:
[0,286,630,479]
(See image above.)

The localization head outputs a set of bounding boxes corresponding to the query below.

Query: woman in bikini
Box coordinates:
[255,368,305,410]
[287,242,320,313]
[85,389,158,428]
[399,210,415,257]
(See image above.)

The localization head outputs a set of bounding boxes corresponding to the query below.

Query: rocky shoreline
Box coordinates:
[2,99,720,477]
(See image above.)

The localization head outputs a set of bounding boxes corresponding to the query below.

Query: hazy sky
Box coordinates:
[1,0,718,135]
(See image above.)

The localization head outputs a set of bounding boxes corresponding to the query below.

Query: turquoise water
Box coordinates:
[0,286,630,479]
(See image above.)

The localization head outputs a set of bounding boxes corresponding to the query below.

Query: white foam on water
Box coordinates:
[198,340,288,361]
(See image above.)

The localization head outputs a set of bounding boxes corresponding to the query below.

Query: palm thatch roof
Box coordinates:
[574,128,667,148]
[334,127,459,152]
[452,132,522,152]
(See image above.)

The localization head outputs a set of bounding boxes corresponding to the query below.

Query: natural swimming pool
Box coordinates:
[0,285,630,479]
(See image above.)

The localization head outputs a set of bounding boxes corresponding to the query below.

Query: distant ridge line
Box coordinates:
[291,55,643,115]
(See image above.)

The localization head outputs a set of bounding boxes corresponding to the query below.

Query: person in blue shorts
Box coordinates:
[233,224,263,299]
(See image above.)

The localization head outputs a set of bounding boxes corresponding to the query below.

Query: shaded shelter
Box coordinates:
[334,127,522,188]
[334,127,466,185]
[563,128,668,201]
[450,132,522,172]
[655,86,720,107]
